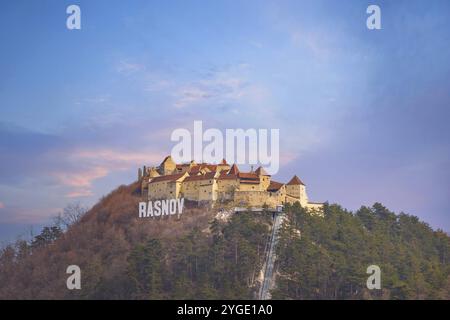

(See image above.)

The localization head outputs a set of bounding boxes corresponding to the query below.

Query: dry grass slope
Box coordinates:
[0,181,217,299]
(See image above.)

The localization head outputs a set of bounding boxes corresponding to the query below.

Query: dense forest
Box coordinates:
[86,212,270,299]
[274,203,450,299]
[0,182,449,299]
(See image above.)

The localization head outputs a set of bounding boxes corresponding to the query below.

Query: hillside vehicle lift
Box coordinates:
[258,209,284,300]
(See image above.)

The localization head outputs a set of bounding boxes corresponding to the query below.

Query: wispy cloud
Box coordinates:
[116,60,145,75]
[171,65,267,110]
[0,123,169,201]
[52,166,108,198]
[72,149,163,167]
[53,148,165,198]
[0,206,61,224]
[290,29,333,61]
[84,95,110,104]
[174,86,212,108]
[0,201,4,209]
[145,79,172,92]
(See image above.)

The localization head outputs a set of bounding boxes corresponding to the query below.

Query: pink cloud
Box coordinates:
[52,166,108,198]
[54,166,108,188]
[0,201,5,209]
[72,149,163,169]
[280,152,298,166]
[65,190,96,198]
[51,148,165,198]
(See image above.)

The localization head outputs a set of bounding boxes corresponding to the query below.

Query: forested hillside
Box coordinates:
[273,203,450,299]
[0,182,449,299]
[0,182,271,299]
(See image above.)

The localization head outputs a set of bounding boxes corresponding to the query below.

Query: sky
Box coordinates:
[0,0,449,243]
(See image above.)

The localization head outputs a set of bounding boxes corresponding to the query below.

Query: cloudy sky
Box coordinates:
[1,0,449,242]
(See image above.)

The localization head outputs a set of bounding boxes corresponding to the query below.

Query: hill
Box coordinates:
[0,182,271,299]
[273,203,450,299]
[0,182,449,299]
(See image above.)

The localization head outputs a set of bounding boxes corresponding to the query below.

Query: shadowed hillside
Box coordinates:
[0,182,271,299]
[1,182,449,300]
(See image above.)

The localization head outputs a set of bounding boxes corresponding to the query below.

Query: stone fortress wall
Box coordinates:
[139,156,324,213]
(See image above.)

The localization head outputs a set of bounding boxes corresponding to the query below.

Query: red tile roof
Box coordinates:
[287,175,305,186]
[188,168,201,175]
[235,171,260,185]
[218,172,238,180]
[240,180,260,185]
[228,164,240,175]
[149,173,185,183]
[189,164,218,174]
[238,172,259,180]
[184,172,216,182]
[267,181,284,192]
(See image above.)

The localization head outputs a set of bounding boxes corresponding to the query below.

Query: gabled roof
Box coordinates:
[287,175,305,186]
[238,172,259,180]
[218,172,238,180]
[149,173,186,183]
[238,172,260,185]
[188,167,201,175]
[189,164,217,175]
[228,164,239,175]
[184,172,216,182]
[240,180,260,185]
[267,181,284,192]
[160,155,175,166]
[148,167,160,177]
[255,166,270,176]
[193,164,217,170]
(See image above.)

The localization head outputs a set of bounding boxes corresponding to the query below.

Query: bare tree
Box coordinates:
[53,202,88,230]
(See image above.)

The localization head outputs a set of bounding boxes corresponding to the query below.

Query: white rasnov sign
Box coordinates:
[139,198,184,218]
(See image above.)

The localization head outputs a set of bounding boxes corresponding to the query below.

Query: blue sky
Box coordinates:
[1,0,449,243]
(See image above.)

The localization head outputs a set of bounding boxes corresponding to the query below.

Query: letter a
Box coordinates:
[171,128,192,163]
[366,5,381,30]
[66,5,81,30]
[66,265,81,290]
[366,265,381,289]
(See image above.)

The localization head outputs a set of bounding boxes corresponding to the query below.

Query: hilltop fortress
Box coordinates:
[138,156,324,211]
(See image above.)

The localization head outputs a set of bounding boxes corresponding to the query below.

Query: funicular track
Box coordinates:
[258,211,283,300]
